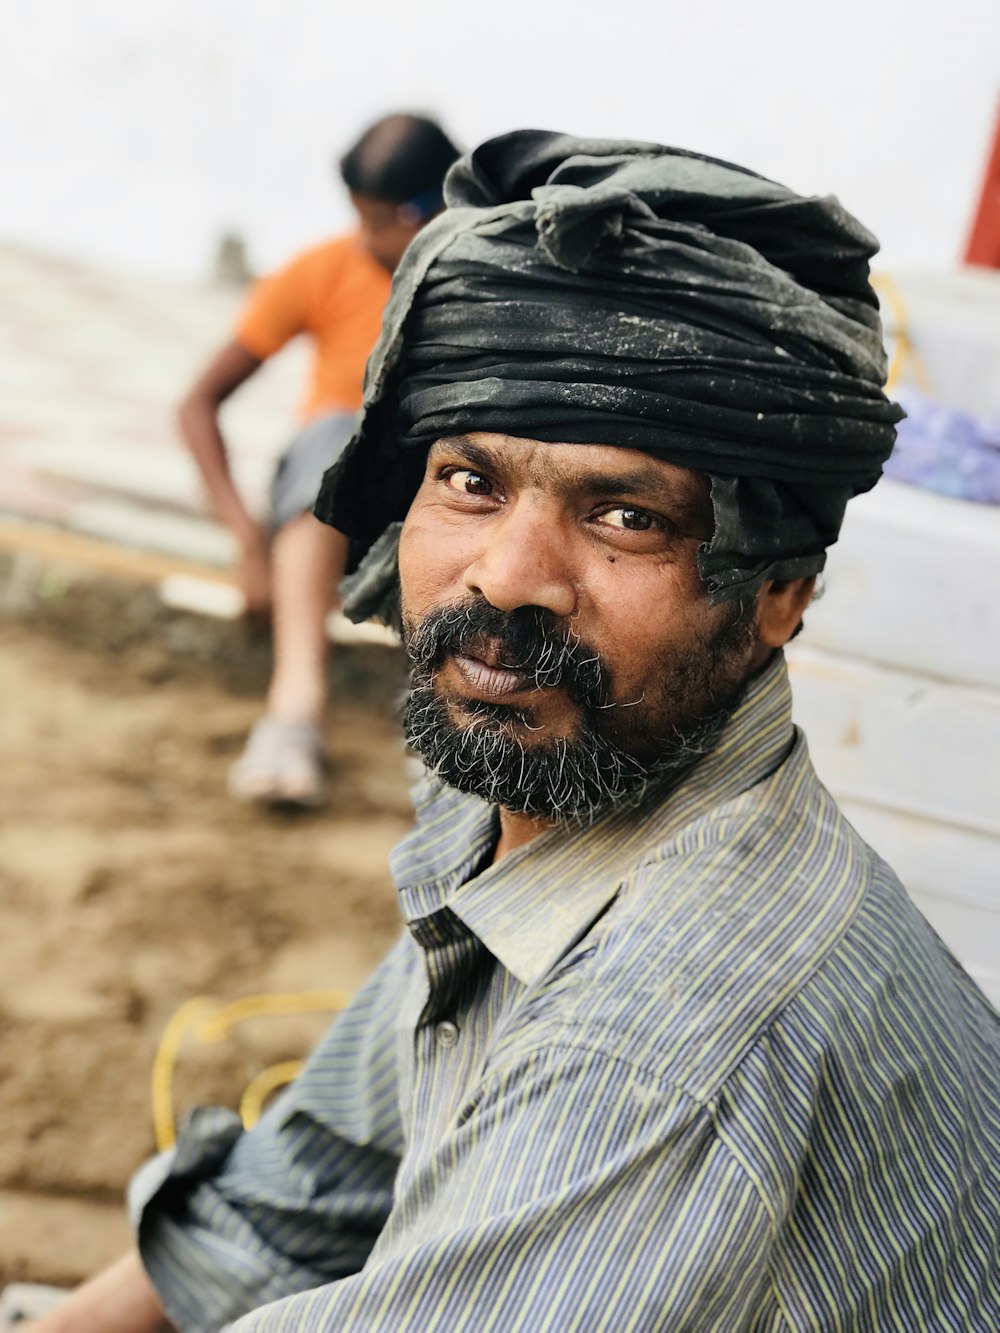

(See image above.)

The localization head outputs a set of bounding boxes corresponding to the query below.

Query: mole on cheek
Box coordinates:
[606,555,616,564]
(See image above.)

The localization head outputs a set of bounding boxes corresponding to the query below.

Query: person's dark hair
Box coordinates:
[339,114,460,216]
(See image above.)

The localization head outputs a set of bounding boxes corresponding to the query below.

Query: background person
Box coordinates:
[178,112,460,806]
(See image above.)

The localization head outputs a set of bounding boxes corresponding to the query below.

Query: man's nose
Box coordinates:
[462,502,577,618]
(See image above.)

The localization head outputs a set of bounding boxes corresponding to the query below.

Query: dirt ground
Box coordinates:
[0,552,413,1287]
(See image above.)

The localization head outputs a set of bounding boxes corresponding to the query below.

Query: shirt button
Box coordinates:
[435,1020,460,1048]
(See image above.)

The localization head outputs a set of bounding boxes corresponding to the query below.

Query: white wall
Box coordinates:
[2,0,997,280]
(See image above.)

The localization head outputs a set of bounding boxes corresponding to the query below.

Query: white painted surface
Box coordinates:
[2,0,998,280]
[27,439,205,511]
[887,267,1000,416]
[788,646,1000,836]
[792,477,1000,1007]
[72,498,235,565]
[158,575,400,647]
[802,479,1000,690]
[159,574,243,619]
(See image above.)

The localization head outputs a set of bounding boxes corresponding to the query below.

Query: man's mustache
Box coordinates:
[403,599,610,709]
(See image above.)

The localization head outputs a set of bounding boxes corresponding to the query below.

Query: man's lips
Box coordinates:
[449,652,536,700]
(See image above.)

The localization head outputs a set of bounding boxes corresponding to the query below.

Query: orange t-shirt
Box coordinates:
[235,232,392,422]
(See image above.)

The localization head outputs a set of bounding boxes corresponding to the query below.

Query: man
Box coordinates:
[179,113,459,805]
[37,132,999,1330]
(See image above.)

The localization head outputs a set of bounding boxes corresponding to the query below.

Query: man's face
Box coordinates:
[350,191,426,272]
[398,433,761,822]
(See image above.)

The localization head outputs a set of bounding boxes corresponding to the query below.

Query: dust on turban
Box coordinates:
[315,129,902,622]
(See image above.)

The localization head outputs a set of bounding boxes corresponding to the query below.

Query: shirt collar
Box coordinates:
[392,652,794,988]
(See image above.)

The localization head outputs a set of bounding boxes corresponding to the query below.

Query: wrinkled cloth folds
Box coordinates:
[316,130,901,609]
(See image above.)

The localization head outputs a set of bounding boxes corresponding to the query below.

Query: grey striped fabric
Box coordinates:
[130,655,1000,1331]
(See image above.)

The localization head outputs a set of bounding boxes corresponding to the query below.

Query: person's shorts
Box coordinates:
[269,411,357,531]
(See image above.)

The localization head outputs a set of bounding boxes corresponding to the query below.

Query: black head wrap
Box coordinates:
[316,129,901,617]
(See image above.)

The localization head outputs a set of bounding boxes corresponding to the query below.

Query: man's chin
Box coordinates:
[444,693,582,748]
[405,680,664,823]
[445,677,594,741]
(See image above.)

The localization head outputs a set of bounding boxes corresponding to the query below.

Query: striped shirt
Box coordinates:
[130,654,1000,1331]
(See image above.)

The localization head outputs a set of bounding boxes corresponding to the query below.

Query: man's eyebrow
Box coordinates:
[430,436,499,475]
[569,467,681,499]
[562,466,712,527]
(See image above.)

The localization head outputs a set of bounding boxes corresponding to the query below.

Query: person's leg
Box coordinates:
[228,413,358,805]
[266,513,348,723]
[229,514,349,805]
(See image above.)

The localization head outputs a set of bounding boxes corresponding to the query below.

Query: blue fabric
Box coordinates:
[885,388,1000,504]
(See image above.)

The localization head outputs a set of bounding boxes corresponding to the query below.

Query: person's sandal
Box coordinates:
[228,717,329,808]
[0,1284,68,1326]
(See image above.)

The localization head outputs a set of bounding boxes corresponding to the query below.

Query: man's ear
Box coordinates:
[756,576,817,649]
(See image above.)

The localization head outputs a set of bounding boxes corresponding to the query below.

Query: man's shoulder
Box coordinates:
[596,780,881,1079]
[519,755,927,1096]
[546,760,997,1112]
[238,234,359,324]
[275,231,360,277]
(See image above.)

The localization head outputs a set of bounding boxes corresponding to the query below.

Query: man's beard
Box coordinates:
[401,596,757,825]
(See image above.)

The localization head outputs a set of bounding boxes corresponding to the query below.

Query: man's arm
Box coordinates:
[230,1042,776,1331]
[130,943,407,1332]
[176,340,270,615]
[26,1251,172,1333]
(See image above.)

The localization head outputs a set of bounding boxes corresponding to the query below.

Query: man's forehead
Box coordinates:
[431,432,711,506]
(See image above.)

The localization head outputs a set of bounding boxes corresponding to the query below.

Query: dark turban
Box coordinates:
[316,129,901,617]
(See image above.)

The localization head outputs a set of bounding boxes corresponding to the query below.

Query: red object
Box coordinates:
[964,97,1000,268]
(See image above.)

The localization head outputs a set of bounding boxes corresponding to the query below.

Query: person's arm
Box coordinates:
[26,1251,172,1333]
[230,1042,776,1331]
[130,942,408,1332]
[176,340,270,615]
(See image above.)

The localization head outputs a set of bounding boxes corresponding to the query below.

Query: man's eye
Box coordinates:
[445,469,493,496]
[603,506,655,531]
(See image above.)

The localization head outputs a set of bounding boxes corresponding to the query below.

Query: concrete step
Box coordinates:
[788,644,1000,837]
[70,498,235,567]
[803,478,1000,691]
